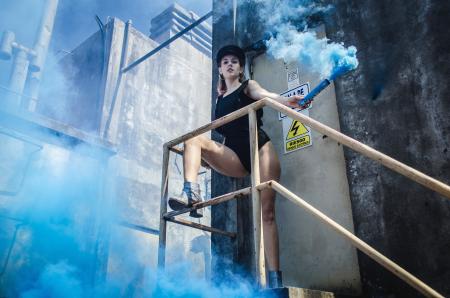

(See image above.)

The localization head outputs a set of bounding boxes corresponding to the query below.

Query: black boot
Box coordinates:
[268,271,283,288]
[168,182,203,218]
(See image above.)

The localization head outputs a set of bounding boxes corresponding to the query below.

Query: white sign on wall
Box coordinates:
[280,83,313,154]
[287,67,300,89]
[278,83,311,120]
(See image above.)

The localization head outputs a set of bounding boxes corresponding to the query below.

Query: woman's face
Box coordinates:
[219,54,242,80]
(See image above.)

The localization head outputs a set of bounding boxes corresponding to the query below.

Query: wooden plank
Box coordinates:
[163,187,252,218]
[165,100,265,148]
[270,180,444,298]
[256,180,272,191]
[264,98,450,200]
[157,146,170,270]
[248,108,266,288]
[166,217,236,238]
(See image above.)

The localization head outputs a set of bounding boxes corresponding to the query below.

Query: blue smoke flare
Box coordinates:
[255,0,358,105]
[299,46,358,106]
[299,79,331,106]
[255,0,358,79]
[265,26,358,80]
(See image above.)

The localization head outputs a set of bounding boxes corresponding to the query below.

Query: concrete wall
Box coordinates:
[95,17,213,287]
[251,26,361,295]
[212,1,450,297]
[323,1,450,297]
[211,2,361,295]
[36,31,105,132]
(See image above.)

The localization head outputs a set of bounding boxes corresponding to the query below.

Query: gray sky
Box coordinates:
[0,0,212,84]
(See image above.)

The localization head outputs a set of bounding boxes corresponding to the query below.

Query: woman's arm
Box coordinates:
[246,80,308,109]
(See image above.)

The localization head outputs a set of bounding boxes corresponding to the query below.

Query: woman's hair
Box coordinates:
[217,66,245,96]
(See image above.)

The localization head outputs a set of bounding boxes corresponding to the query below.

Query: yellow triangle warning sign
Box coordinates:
[286,120,308,140]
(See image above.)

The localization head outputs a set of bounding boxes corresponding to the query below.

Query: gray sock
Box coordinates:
[183,181,200,194]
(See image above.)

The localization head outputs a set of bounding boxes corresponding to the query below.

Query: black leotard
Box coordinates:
[214,80,271,173]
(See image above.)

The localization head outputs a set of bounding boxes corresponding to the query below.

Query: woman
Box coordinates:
[169,45,305,288]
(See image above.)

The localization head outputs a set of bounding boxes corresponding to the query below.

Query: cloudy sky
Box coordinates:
[0,0,211,84]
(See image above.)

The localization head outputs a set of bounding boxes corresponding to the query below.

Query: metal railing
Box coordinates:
[158,97,449,297]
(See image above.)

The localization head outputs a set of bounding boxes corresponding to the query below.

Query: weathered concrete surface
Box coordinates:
[252,49,361,294]
[212,1,361,294]
[324,0,450,297]
[213,0,450,296]
[37,31,105,132]
[97,16,213,287]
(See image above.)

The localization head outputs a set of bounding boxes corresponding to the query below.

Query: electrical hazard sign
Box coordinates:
[286,120,309,140]
[282,112,312,153]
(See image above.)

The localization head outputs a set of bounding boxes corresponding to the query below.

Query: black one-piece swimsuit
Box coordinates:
[214,80,271,173]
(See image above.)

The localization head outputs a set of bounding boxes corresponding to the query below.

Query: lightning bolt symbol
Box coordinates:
[291,121,300,135]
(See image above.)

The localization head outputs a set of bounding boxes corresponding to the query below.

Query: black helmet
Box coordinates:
[216,45,246,67]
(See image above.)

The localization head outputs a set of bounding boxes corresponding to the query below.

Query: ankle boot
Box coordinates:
[168,182,203,218]
[268,270,283,288]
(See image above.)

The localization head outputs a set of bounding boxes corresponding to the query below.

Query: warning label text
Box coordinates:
[285,135,311,152]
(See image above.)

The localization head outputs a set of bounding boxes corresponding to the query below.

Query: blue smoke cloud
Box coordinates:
[259,0,358,79]
[0,132,262,298]
[0,2,263,297]
[20,262,83,298]
[152,262,257,298]
[0,142,114,297]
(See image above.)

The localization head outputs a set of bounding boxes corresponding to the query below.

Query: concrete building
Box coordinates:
[0,3,212,296]
[211,0,450,297]
[150,3,212,57]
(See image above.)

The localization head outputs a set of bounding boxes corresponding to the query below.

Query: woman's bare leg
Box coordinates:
[183,134,249,180]
[183,135,282,273]
[169,134,248,215]
[184,136,203,183]
[259,141,281,271]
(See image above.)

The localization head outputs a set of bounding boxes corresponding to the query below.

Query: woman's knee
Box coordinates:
[262,201,276,224]
[262,208,275,224]
[185,135,206,146]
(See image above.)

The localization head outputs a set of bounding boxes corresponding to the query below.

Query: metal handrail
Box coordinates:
[158,97,448,297]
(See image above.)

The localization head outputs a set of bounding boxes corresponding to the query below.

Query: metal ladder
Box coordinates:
[158,97,450,298]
